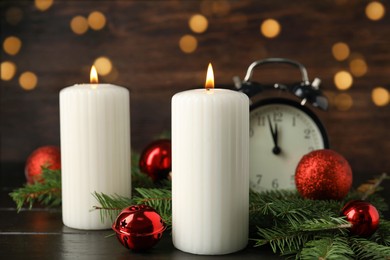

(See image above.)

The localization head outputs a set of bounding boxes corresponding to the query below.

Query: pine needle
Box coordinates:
[9,168,61,212]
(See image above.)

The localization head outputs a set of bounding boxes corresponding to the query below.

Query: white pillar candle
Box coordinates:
[172,64,249,255]
[59,67,131,230]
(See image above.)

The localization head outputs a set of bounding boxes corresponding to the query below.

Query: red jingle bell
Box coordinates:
[112,204,167,251]
[139,139,171,181]
[341,200,380,237]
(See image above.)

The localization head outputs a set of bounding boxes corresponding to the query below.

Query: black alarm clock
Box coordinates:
[234,58,329,192]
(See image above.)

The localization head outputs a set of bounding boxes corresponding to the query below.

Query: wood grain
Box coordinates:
[1,0,389,186]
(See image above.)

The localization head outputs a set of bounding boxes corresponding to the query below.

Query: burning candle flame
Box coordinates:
[205,63,214,89]
[90,65,98,83]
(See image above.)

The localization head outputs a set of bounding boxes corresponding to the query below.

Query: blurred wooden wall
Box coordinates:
[1,0,389,186]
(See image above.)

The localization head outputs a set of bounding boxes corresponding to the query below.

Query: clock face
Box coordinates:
[249,98,328,192]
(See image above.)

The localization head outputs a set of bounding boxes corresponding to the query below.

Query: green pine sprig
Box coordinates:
[9,167,62,211]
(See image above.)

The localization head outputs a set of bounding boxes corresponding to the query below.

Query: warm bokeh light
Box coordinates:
[19,71,38,90]
[349,58,368,77]
[94,56,113,76]
[334,93,353,111]
[1,61,17,81]
[3,36,22,56]
[365,1,386,21]
[179,35,198,53]
[334,71,353,90]
[332,42,350,61]
[372,87,389,106]
[205,63,214,89]
[260,19,281,38]
[88,11,106,30]
[70,16,89,35]
[6,7,23,25]
[34,0,54,11]
[189,14,208,34]
[90,66,98,83]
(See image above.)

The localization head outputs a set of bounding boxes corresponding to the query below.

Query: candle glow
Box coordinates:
[205,63,214,89]
[90,65,98,83]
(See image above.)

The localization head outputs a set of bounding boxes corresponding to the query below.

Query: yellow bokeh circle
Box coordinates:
[1,61,17,81]
[179,35,198,54]
[372,87,389,106]
[19,71,38,90]
[260,19,281,38]
[3,36,22,55]
[332,42,350,61]
[189,14,208,34]
[334,71,353,90]
[365,1,386,21]
[88,11,107,31]
[70,16,89,35]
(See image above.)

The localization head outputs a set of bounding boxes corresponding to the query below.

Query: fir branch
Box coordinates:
[300,236,354,260]
[93,188,173,227]
[255,226,311,254]
[349,237,390,260]
[9,168,61,211]
[92,192,133,222]
[133,188,172,227]
[293,217,351,233]
[369,220,390,247]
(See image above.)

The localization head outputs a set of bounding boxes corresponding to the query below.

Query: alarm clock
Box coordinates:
[234,58,329,192]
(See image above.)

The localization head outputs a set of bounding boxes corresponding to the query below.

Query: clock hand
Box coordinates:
[267,115,281,155]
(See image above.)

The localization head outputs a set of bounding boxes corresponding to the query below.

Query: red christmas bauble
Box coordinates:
[139,139,171,181]
[295,149,352,200]
[112,204,167,251]
[341,200,380,237]
[25,146,61,184]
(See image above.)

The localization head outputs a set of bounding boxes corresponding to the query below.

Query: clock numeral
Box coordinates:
[273,112,283,122]
[292,116,296,127]
[304,129,311,139]
[272,179,279,189]
[256,174,262,185]
[250,127,254,137]
[257,116,265,126]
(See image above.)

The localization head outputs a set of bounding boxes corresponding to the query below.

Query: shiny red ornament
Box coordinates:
[139,139,171,181]
[112,204,167,251]
[341,200,380,237]
[295,149,352,200]
[25,146,61,184]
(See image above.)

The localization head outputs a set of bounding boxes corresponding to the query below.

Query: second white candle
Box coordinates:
[172,73,249,254]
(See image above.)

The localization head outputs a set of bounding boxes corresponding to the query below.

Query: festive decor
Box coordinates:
[139,139,171,181]
[295,149,353,200]
[10,150,390,258]
[25,145,61,184]
[342,200,380,237]
[11,168,62,210]
[112,204,167,251]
